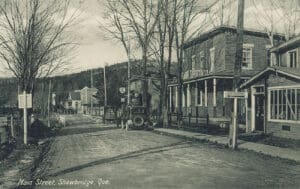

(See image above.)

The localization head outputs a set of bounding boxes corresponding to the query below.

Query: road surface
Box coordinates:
[24,115,300,189]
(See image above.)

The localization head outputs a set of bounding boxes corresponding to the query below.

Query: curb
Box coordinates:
[152,129,300,164]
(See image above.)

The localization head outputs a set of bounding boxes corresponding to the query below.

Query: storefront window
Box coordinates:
[270,88,300,121]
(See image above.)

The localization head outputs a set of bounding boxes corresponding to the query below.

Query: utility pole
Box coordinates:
[221,0,224,25]
[103,64,107,124]
[127,39,131,106]
[91,69,93,115]
[23,90,28,145]
[104,64,107,107]
[231,0,245,149]
[48,79,52,127]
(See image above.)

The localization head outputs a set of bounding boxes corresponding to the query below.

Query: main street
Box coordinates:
[29,115,300,189]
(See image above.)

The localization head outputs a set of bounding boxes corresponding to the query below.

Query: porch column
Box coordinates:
[213,78,217,117]
[205,80,208,107]
[169,86,172,111]
[175,86,178,108]
[213,79,217,106]
[251,87,256,131]
[187,84,191,107]
[245,89,249,132]
[182,85,185,108]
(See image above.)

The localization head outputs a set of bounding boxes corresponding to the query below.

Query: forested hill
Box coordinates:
[0,60,153,109]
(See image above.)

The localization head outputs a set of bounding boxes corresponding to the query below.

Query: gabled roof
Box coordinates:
[240,67,300,89]
[270,35,300,53]
[69,91,81,100]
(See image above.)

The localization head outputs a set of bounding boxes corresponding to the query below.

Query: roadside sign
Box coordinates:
[119,87,126,94]
[18,93,32,109]
[224,91,248,99]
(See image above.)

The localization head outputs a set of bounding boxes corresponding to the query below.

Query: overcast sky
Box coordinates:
[0,0,299,77]
[68,0,299,74]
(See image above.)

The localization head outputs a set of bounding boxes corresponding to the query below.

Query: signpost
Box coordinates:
[18,91,32,145]
[119,87,126,129]
[224,90,247,149]
[224,91,248,99]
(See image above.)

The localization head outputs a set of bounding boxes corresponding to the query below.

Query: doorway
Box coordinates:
[254,94,264,131]
[251,86,265,132]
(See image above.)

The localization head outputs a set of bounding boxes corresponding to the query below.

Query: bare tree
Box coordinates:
[175,0,208,127]
[118,0,161,111]
[100,0,136,109]
[0,0,78,94]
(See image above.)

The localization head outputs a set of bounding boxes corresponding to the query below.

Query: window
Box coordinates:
[270,88,300,122]
[266,45,272,66]
[242,44,254,69]
[195,84,203,106]
[289,50,297,68]
[191,55,196,70]
[68,101,72,107]
[200,51,205,69]
[210,48,215,72]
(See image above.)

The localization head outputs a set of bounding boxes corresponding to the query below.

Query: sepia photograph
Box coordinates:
[0,0,300,188]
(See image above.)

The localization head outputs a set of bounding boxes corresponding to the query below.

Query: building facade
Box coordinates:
[168,26,284,128]
[80,86,99,115]
[64,91,82,113]
[241,35,300,139]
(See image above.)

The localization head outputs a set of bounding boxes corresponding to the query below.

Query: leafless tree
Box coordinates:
[0,0,78,94]
[175,0,208,126]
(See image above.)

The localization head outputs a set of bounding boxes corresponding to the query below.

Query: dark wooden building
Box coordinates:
[168,26,284,128]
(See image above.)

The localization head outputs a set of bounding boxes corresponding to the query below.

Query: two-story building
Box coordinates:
[241,35,300,139]
[64,91,82,113]
[168,26,284,129]
[80,86,99,114]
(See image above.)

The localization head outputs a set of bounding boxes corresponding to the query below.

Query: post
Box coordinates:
[232,95,238,149]
[10,114,14,138]
[127,59,131,106]
[48,79,52,127]
[230,0,245,150]
[91,70,94,115]
[104,65,107,107]
[103,64,107,124]
[23,91,28,145]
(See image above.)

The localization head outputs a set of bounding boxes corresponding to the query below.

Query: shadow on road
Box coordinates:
[57,126,119,137]
[46,141,191,178]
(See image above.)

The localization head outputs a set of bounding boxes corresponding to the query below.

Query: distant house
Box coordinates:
[241,35,300,139]
[80,86,99,114]
[64,91,81,113]
[168,26,284,128]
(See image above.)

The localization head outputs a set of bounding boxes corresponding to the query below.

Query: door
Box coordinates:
[255,94,264,131]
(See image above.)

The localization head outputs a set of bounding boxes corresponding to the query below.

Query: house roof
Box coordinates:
[182,69,257,84]
[183,26,285,49]
[270,35,300,53]
[69,91,81,100]
[240,67,300,89]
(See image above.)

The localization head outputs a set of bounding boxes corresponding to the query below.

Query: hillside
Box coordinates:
[0,60,164,111]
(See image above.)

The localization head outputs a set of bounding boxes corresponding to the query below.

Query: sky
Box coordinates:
[67,0,300,74]
[0,0,299,77]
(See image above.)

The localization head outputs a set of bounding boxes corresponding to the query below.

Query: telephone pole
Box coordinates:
[231,0,245,149]
[104,64,107,107]
[91,69,93,115]
[48,79,52,127]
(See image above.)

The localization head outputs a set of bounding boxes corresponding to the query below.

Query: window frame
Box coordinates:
[268,85,300,124]
[209,47,215,73]
[200,51,205,70]
[191,55,196,70]
[288,50,297,68]
[242,44,254,70]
